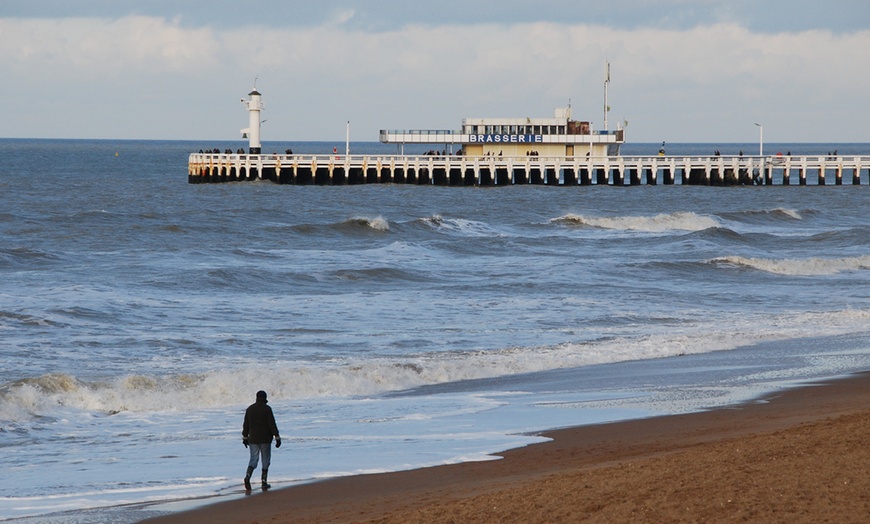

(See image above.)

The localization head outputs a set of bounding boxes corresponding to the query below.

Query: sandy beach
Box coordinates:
[141,372,870,523]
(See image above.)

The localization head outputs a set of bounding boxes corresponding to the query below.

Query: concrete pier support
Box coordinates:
[543,168,557,185]
[611,165,623,186]
[433,166,448,186]
[294,165,310,184]
[331,166,346,185]
[315,166,330,185]
[479,167,493,186]
[347,166,362,184]
[418,167,431,185]
[561,167,576,186]
[276,166,290,184]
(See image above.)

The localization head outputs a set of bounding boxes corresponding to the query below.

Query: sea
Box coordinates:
[2,138,870,523]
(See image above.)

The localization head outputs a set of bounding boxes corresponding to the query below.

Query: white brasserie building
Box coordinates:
[379,106,624,157]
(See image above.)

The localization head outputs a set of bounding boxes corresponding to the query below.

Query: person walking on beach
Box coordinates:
[242,390,281,490]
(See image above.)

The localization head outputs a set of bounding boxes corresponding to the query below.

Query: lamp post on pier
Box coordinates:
[754,122,763,156]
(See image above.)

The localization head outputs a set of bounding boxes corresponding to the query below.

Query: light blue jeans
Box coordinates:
[247,443,272,470]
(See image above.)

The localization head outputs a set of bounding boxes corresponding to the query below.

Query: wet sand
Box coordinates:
[140,372,870,523]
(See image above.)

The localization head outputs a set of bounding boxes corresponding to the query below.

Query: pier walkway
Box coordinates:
[188,153,870,186]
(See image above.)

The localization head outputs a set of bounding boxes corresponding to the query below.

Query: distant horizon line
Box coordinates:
[1,137,867,145]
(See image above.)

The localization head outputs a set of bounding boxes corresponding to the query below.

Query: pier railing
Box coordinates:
[188,153,870,186]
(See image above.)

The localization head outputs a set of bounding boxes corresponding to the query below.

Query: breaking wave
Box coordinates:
[710,255,870,276]
[553,211,720,232]
[5,306,870,422]
[342,216,390,232]
[287,216,391,235]
[726,207,805,221]
[418,215,503,237]
[767,207,803,220]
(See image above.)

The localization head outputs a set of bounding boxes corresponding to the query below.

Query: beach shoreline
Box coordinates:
[137,371,870,523]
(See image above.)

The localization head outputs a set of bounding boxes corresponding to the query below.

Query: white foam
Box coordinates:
[771,207,803,220]
[4,306,870,422]
[422,215,503,237]
[347,215,390,231]
[553,211,720,232]
[712,254,870,275]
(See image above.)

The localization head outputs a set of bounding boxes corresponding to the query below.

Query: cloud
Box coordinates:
[329,8,356,26]
[1,15,868,142]
[2,17,220,77]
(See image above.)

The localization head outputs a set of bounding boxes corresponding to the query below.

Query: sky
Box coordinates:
[1,1,869,144]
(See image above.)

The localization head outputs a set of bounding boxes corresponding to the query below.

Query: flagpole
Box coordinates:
[603,61,610,131]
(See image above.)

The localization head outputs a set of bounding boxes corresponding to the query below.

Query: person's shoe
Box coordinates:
[261,481,271,490]
[244,466,255,490]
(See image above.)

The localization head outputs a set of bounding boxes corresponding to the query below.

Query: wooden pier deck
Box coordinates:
[188,153,870,186]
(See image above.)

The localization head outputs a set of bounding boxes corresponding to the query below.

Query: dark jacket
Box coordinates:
[243,400,279,444]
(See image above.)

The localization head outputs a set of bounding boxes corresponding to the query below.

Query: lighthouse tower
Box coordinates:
[241,88,263,154]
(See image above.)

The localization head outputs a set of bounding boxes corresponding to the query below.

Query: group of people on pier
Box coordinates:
[199,148,247,154]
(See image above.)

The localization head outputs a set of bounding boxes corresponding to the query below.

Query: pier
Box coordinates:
[188,153,870,186]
